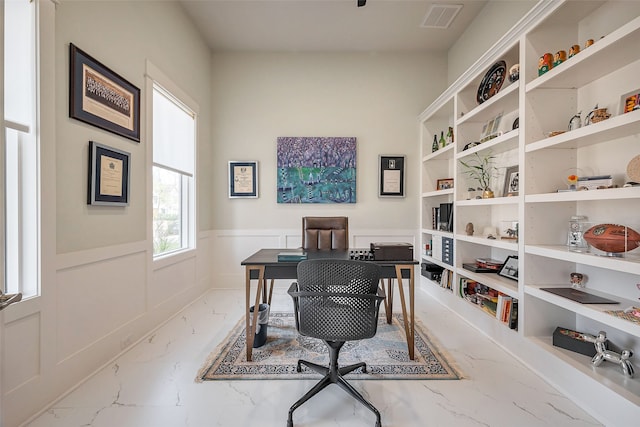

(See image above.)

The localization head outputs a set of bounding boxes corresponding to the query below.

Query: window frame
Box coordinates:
[146,61,198,262]
[3,0,40,299]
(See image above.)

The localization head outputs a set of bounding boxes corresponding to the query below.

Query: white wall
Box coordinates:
[209,52,446,231]
[2,2,213,426]
[447,0,537,85]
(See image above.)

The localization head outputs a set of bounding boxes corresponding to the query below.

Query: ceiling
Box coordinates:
[178,0,489,53]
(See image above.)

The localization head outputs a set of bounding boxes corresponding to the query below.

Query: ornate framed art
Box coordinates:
[70,43,141,142]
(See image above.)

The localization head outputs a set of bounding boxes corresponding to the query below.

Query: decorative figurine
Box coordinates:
[568,111,582,131]
[538,53,553,75]
[585,39,594,48]
[570,272,585,289]
[465,222,474,236]
[585,105,611,125]
[582,331,635,378]
[567,174,578,190]
[553,50,567,66]
[569,44,580,58]
[508,64,520,82]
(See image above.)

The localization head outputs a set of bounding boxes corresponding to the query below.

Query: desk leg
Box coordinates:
[395,264,415,360]
[245,265,265,362]
[381,278,394,324]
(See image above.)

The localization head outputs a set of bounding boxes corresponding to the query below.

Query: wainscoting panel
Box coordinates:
[56,250,147,361]
[3,312,41,392]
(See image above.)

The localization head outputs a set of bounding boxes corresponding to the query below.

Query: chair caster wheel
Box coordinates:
[296,361,302,372]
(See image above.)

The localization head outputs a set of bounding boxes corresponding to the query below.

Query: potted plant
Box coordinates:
[459,152,497,198]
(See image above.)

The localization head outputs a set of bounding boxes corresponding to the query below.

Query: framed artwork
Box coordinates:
[503,165,519,196]
[70,43,141,142]
[480,112,503,142]
[620,89,640,114]
[88,141,130,206]
[276,137,356,203]
[379,155,405,197]
[498,255,518,281]
[229,161,258,198]
[436,178,454,190]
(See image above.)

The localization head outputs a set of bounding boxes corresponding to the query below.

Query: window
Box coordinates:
[3,0,39,297]
[152,84,196,257]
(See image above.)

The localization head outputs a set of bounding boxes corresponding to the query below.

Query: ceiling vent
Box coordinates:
[421,4,463,29]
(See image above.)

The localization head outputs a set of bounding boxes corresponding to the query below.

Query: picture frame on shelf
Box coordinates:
[480,112,503,142]
[620,89,640,114]
[87,141,130,206]
[503,165,519,196]
[69,44,141,142]
[436,178,454,190]
[379,155,405,197]
[498,255,518,281]
[229,161,258,198]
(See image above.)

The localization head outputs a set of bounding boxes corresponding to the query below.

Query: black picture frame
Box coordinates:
[503,165,519,196]
[88,141,130,206]
[70,43,141,142]
[498,255,518,281]
[229,161,258,198]
[379,155,405,197]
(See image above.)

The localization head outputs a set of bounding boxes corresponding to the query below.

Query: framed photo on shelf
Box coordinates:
[69,43,141,142]
[503,165,519,196]
[378,155,405,197]
[87,141,130,206]
[498,255,518,281]
[620,89,640,114]
[229,161,258,198]
[436,178,454,190]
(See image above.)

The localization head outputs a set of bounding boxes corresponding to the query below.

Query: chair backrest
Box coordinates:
[301,216,349,250]
[294,259,382,341]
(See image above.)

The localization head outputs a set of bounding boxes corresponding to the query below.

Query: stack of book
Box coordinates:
[577,175,613,190]
[462,258,503,273]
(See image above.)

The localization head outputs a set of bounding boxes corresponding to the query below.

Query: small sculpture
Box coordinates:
[538,53,553,75]
[508,64,520,82]
[570,272,585,289]
[582,331,635,378]
[465,222,474,236]
[585,105,611,125]
[585,39,594,48]
[568,112,582,131]
[569,44,580,58]
[553,50,567,66]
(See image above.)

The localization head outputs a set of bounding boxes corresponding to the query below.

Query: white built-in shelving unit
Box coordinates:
[418,1,640,425]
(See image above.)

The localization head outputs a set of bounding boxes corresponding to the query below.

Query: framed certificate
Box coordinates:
[378,155,405,197]
[229,161,258,198]
[88,141,130,206]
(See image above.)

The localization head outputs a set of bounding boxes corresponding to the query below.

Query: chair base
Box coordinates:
[287,340,382,427]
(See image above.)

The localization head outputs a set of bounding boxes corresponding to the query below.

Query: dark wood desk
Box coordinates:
[241,248,418,361]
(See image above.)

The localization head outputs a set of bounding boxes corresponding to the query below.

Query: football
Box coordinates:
[583,223,640,253]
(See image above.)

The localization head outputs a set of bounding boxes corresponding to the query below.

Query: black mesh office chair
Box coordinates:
[287,259,384,427]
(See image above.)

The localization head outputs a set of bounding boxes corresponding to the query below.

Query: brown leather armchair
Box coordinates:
[302,216,349,250]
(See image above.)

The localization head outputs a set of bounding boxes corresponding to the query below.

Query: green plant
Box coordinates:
[459,152,497,190]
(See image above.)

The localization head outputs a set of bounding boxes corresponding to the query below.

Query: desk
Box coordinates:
[241,248,418,361]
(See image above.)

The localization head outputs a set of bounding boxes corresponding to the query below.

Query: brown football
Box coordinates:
[583,224,640,253]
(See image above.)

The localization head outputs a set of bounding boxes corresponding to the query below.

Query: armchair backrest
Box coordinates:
[291,259,382,341]
[301,216,349,250]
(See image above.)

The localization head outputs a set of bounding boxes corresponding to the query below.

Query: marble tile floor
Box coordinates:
[26,286,602,427]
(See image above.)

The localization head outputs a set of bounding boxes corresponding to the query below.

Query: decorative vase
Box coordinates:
[482,189,495,199]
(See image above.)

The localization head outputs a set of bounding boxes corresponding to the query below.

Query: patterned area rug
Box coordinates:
[197,312,462,381]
